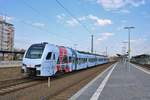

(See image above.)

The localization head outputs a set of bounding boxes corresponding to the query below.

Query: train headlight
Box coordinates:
[35,64,41,67]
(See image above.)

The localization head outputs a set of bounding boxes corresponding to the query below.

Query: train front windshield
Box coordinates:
[25,44,45,59]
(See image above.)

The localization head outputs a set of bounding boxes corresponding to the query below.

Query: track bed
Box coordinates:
[0,62,113,100]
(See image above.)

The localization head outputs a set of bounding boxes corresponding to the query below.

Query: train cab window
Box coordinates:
[25,44,45,59]
[46,52,52,60]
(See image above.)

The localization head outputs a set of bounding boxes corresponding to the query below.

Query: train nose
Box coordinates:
[22,63,41,76]
[26,67,36,76]
[26,64,35,68]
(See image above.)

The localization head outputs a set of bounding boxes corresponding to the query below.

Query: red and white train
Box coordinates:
[21,42,109,76]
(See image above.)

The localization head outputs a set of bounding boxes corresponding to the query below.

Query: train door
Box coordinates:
[42,52,54,76]
[44,52,56,75]
[57,47,69,72]
[70,49,77,70]
[51,52,56,74]
[71,55,76,71]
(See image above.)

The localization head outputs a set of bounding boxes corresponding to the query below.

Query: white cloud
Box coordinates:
[32,22,45,27]
[56,13,66,20]
[56,13,67,24]
[96,19,112,26]
[127,0,145,7]
[78,16,86,21]
[56,14,79,27]
[66,18,79,27]
[97,32,114,41]
[87,14,112,26]
[97,0,125,10]
[97,0,145,11]
[56,14,112,27]
[88,14,99,20]
[102,32,114,36]
[97,36,107,41]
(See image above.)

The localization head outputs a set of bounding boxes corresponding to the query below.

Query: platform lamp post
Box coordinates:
[124,26,135,62]
[91,35,94,53]
[122,41,128,62]
[74,44,78,51]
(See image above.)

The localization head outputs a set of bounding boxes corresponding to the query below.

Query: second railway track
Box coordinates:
[0,77,45,95]
[0,63,114,99]
[0,77,31,89]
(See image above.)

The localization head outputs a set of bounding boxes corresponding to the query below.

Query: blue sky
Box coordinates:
[0,0,150,56]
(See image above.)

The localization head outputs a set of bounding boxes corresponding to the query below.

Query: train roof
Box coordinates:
[34,43,107,57]
[132,54,150,59]
[77,51,107,57]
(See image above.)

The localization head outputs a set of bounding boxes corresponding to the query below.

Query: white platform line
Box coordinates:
[69,63,115,100]
[131,63,150,75]
[90,63,117,100]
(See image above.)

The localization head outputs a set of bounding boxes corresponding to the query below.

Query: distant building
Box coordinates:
[131,54,150,65]
[109,56,119,62]
[0,16,14,51]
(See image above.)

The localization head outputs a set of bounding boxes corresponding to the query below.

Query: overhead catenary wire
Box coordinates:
[55,0,92,35]
[18,19,77,45]
[18,0,79,45]
[21,0,51,22]
[1,0,94,50]
[0,10,75,46]
[20,0,80,45]
[55,0,94,52]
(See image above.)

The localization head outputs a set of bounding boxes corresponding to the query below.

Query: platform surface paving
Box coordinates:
[70,62,150,100]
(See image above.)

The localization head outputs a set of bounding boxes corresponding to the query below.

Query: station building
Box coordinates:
[131,54,150,65]
[0,16,14,51]
[0,16,15,60]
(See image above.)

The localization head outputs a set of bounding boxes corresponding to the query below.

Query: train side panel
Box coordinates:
[40,44,59,76]
[22,43,109,77]
[76,52,88,70]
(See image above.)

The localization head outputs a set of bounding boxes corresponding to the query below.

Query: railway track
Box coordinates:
[45,63,114,100]
[0,77,29,87]
[0,71,79,96]
[0,63,114,99]
[0,70,84,96]
[0,65,105,96]
[131,62,150,70]
[0,77,45,95]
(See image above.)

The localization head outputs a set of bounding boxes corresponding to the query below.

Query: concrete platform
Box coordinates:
[69,62,150,100]
[0,61,21,68]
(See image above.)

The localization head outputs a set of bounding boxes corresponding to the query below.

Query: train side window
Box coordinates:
[62,56,68,63]
[53,54,55,60]
[57,58,60,64]
[46,52,52,60]
[69,56,72,62]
